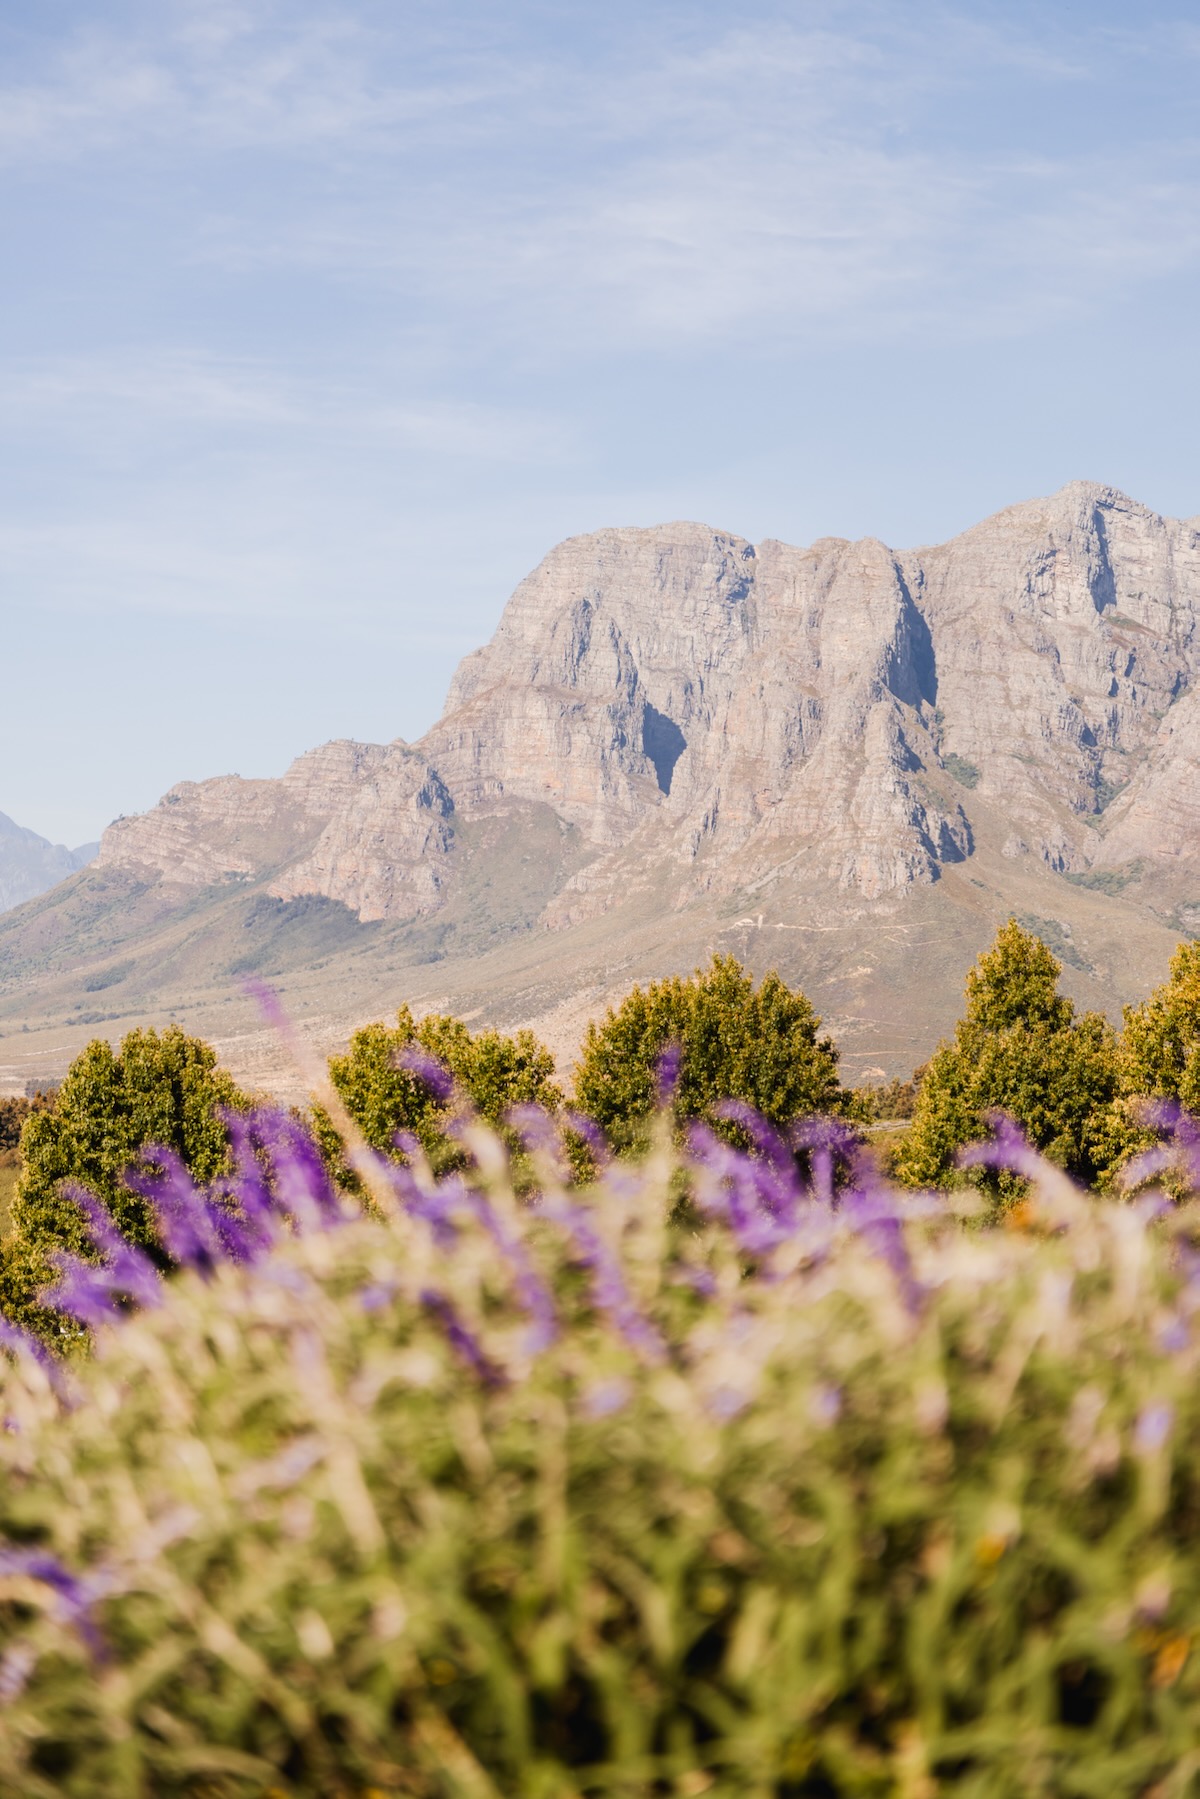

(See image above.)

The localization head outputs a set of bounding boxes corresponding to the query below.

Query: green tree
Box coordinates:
[1,1026,249,1332]
[896,919,1121,1194]
[1118,940,1200,1110]
[319,1006,563,1174]
[572,954,848,1148]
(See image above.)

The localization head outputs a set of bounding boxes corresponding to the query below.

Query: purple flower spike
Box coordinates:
[125,1147,246,1274]
[0,1547,107,1660]
[655,1042,682,1108]
[563,1110,611,1167]
[247,1108,344,1235]
[468,1192,559,1354]
[1134,1401,1174,1456]
[958,1112,1077,1189]
[544,1200,666,1363]
[397,1047,456,1105]
[505,1104,562,1157]
[687,1122,795,1256]
[0,1318,69,1399]
[40,1186,162,1327]
[1123,1100,1200,1196]
[420,1290,508,1387]
[242,977,288,1034]
[791,1116,863,1209]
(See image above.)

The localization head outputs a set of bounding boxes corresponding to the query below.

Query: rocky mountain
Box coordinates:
[0,813,96,915]
[1,482,1197,1095]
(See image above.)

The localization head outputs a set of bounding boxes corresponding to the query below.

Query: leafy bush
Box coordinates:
[898,920,1123,1194]
[316,1005,563,1179]
[1,1026,249,1335]
[0,1093,54,1154]
[942,751,981,789]
[573,953,848,1149]
[4,1091,1200,1793]
[1120,940,1200,1113]
[851,1072,923,1122]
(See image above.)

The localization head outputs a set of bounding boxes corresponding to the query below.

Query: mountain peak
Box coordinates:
[5,482,1199,1087]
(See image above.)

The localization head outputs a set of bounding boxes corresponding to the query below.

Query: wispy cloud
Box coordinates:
[2,4,1197,357]
[0,350,566,462]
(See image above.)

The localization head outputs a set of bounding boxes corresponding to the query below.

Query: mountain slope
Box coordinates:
[0,813,96,915]
[0,482,1197,1096]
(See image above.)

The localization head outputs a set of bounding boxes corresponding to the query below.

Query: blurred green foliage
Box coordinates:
[4,1117,1200,1793]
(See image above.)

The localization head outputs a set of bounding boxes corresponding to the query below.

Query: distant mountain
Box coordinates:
[0,481,1197,1094]
[0,813,96,914]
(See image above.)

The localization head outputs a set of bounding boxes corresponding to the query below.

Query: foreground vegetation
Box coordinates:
[0,923,1199,1792]
[3,1082,1200,1793]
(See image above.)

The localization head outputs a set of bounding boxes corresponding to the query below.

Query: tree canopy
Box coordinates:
[896,919,1122,1193]
[2,1025,249,1331]
[572,953,847,1146]
[1118,940,1200,1111]
[320,1006,563,1173]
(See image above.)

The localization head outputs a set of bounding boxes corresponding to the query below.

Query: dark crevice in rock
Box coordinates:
[642,705,686,795]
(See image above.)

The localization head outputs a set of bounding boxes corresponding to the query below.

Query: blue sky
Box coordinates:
[2,0,1199,845]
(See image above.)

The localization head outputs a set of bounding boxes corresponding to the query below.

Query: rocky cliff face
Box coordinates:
[95,480,1200,933]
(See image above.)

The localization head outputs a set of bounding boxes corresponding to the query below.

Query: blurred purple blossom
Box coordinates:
[0,1318,69,1399]
[581,1378,632,1418]
[420,1290,508,1388]
[543,1200,666,1364]
[791,1115,864,1209]
[563,1110,611,1168]
[810,1383,843,1426]
[0,1547,106,1660]
[655,1042,682,1107]
[397,1047,456,1105]
[1121,1100,1200,1195]
[958,1112,1079,1191]
[1134,1401,1174,1456]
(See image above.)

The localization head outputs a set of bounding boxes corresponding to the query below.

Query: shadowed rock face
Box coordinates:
[94,480,1200,929]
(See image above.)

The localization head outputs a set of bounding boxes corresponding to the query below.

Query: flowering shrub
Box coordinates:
[3,1088,1200,1795]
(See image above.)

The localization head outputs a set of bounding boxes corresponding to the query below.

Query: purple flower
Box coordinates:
[505,1104,562,1157]
[420,1290,508,1387]
[581,1378,631,1418]
[358,1279,399,1314]
[687,1122,794,1256]
[0,1547,106,1660]
[40,1186,162,1327]
[655,1042,682,1107]
[810,1383,843,1426]
[397,1047,456,1105]
[1158,1315,1189,1354]
[1122,1100,1200,1196]
[468,1192,559,1355]
[791,1115,868,1209]
[0,1318,69,1400]
[957,1112,1087,1196]
[1134,1401,1174,1456]
[563,1111,611,1168]
[543,1200,666,1363]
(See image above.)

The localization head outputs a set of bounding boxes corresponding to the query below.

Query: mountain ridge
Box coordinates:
[0,812,97,917]
[1,480,1197,1097]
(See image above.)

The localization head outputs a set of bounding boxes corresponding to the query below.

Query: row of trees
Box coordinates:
[3,926,1200,1333]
